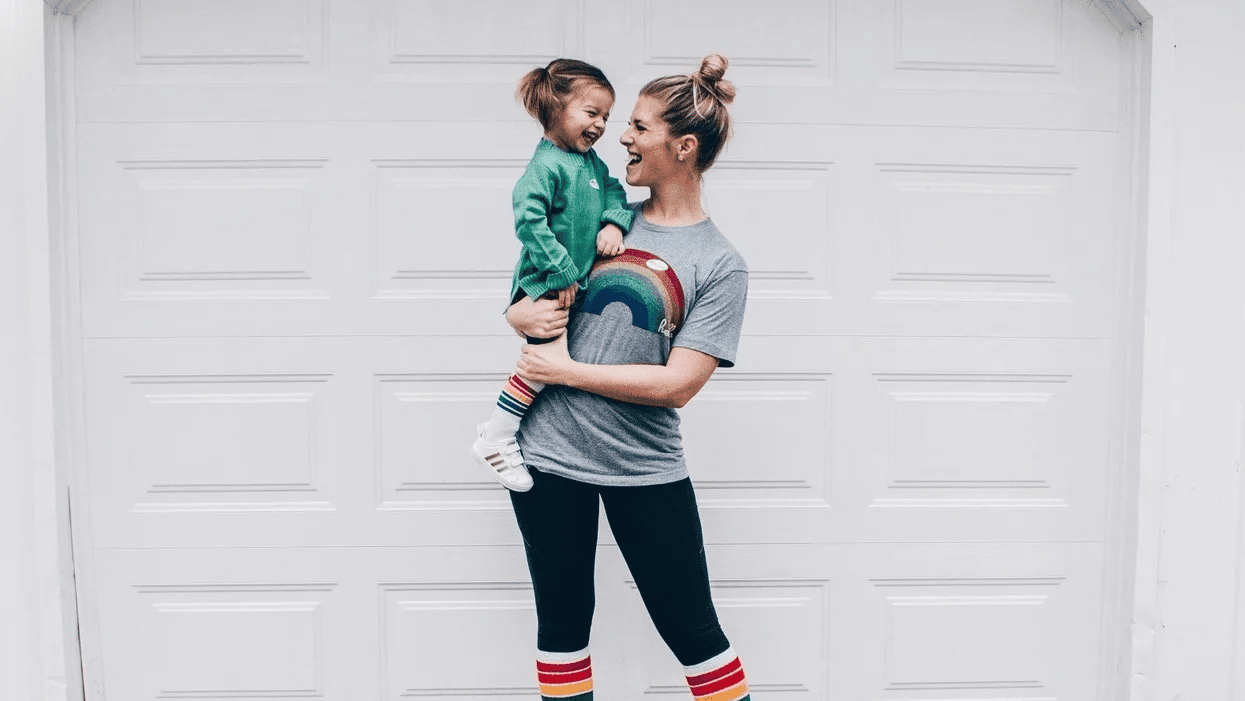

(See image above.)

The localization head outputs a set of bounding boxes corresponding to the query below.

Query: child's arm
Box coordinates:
[597,155,635,235]
[596,165,633,258]
[596,224,625,257]
[513,164,580,296]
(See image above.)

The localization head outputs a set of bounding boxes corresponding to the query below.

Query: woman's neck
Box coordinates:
[642,176,705,226]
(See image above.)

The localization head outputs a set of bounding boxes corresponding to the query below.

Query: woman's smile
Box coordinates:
[620,95,669,187]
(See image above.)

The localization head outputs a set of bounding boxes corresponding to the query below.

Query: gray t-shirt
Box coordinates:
[518,204,749,486]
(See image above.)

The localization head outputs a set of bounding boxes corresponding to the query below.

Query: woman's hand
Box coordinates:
[516,332,578,386]
[505,295,569,339]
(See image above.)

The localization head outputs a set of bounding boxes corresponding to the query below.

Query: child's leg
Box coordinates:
[482,336,550,444]
[602,479,751,700]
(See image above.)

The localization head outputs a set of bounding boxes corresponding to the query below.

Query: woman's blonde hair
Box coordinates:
[516,58,615,131]
[639,54,736,172]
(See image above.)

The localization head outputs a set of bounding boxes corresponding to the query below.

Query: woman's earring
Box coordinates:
[677,154,684,162]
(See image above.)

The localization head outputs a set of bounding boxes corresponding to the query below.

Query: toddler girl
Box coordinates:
[470,58,632,491]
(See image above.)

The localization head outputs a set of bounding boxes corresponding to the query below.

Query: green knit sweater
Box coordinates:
[509,139,634,302]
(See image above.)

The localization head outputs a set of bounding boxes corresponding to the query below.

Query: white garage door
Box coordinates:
[68,1,1129,699]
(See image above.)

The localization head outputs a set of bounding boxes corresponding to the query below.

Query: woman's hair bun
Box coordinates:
[695,54,736,104]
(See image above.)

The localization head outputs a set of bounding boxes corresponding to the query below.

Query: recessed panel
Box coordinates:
[373,161,524,298]
[624,579,828,696]
[875,578,1060,692]
[125,374,328,502]
[135,0,322,65]
[136,583,331,698]
[876,164,1074,301]
[381,583,536,697]
[680,374,830,498]
[376,374,512,505]
[704,162,834,298]
[881,375,1063,490]
[376,0,581,78]
[644,0,833,80]
[119,160,327,298]
[895,0,1063,72]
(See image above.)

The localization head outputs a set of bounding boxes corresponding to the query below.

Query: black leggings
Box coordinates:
[509,468,731,666]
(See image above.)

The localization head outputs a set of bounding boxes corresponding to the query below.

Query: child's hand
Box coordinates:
[596,224,626,257]
[556,282,579,309]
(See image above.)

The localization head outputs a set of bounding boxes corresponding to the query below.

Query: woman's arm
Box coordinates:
[505,295,568,339]
[515,333,719,409]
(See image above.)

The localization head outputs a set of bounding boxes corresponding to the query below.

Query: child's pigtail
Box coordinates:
[517,66,559,130]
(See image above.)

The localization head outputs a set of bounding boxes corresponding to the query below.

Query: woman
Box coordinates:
[506,54,752,701]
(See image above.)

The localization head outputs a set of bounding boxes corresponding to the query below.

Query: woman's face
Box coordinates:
[619,95,677,188]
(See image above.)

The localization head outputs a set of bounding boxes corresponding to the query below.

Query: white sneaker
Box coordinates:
[470,423,534,492]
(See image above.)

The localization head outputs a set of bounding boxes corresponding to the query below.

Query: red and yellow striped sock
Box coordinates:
[685,648,750,701]
[536,648,593,700]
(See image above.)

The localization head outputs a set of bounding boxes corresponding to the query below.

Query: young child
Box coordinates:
[470,58,633,491]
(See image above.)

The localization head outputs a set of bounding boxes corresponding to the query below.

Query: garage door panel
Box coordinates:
[373,0,585,80]
[701,337,1108,544]
[71,2,1129,698]
[83,336,526,550]
[379,581,540,698]
[84,335,1108,548]
[621,576,830,699]
[92,542,1101,701]
[375,372,531,503]
[75,0,1117,131]
[92,546,538,701]
[830,542,1104,701]
[78,123,1116,339]
[76,0,332,89]
[635,0,836,82]
[720,124,1118,338]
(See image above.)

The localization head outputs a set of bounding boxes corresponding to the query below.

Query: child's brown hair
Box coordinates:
[516,58,616,131]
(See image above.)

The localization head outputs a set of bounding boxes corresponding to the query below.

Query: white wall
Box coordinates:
[0,2,78,701]
[1132,2,1245,700]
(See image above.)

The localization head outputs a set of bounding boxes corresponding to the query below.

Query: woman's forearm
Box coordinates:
[517,338,720,408]
[564,361,693,408]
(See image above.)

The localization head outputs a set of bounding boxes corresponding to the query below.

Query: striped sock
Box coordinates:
[536,648,593,700]
[685,648,750,701]
[484,374,544,444]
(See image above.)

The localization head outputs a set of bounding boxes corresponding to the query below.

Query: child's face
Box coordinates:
[548,82,614,153]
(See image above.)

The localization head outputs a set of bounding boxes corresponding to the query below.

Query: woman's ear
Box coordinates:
[675,134,698,164]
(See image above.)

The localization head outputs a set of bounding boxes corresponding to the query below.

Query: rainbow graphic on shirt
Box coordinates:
[582,249,685,337]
